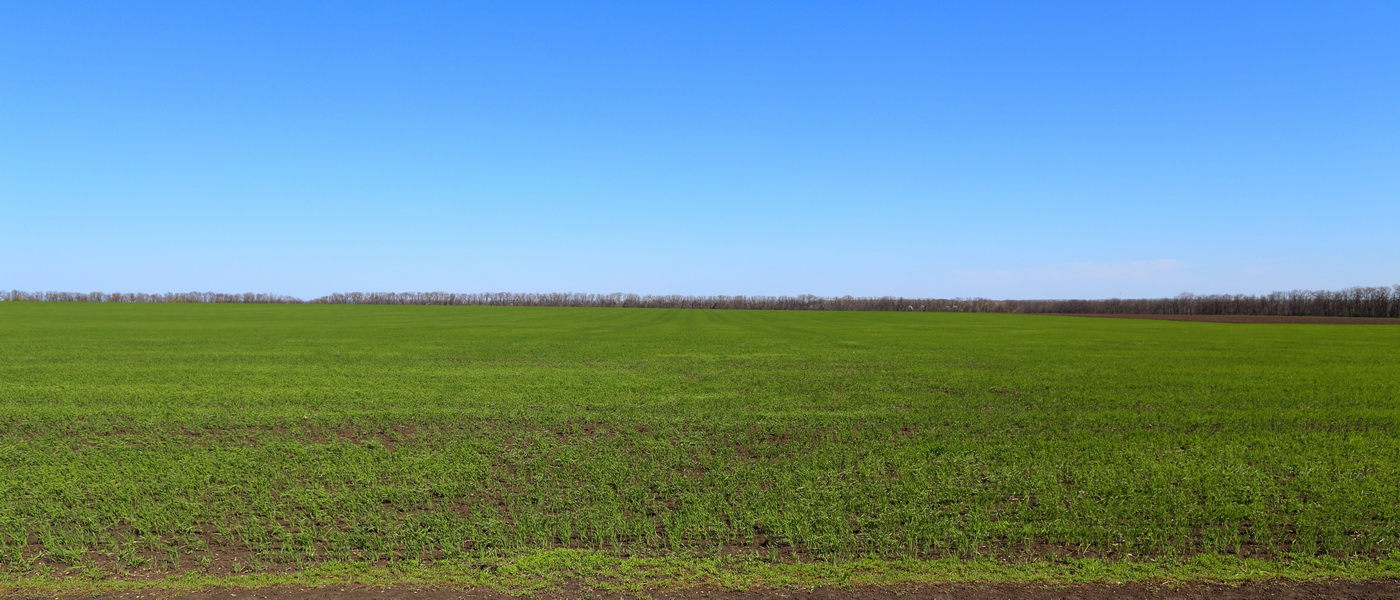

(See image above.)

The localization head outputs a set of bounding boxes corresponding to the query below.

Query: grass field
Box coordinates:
[1,303,1398,592]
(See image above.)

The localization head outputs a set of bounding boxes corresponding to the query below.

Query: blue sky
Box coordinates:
[3,1,1396,300]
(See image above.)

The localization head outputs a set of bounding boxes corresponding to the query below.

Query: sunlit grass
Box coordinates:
[1,303,1398,578]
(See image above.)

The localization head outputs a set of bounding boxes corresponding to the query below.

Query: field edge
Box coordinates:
[5,550,1400,597]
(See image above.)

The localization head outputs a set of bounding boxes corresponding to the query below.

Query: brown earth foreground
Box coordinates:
[1040,313,1400,324]
[18,580,1400,600]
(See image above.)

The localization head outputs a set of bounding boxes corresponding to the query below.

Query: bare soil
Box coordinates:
[1040,313,1400,325]
[17,580,1400,600]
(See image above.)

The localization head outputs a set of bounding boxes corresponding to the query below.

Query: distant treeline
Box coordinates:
[3,291,304,304]
[5,286,1400,318]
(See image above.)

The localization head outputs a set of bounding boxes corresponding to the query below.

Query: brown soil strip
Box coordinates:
[20,580,1400,600]
[1037,313,1400,325]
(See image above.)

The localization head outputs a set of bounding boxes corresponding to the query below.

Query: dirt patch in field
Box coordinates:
[1039,313,1400,325]
[24,580,1400,600]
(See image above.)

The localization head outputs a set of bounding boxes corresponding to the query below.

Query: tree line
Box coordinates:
[4,286,1399,318]
[1,291,302,304]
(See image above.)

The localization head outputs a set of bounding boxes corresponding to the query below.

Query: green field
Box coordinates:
[2,303,1398,591]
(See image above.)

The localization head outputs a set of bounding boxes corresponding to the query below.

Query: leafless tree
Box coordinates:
[5,286,1398,317]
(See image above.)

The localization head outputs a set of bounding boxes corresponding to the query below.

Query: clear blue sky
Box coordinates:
[3,1,1397,300]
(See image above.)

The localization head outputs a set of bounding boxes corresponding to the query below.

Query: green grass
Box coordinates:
[1,303,1398,585]
[5,550,1400,598]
